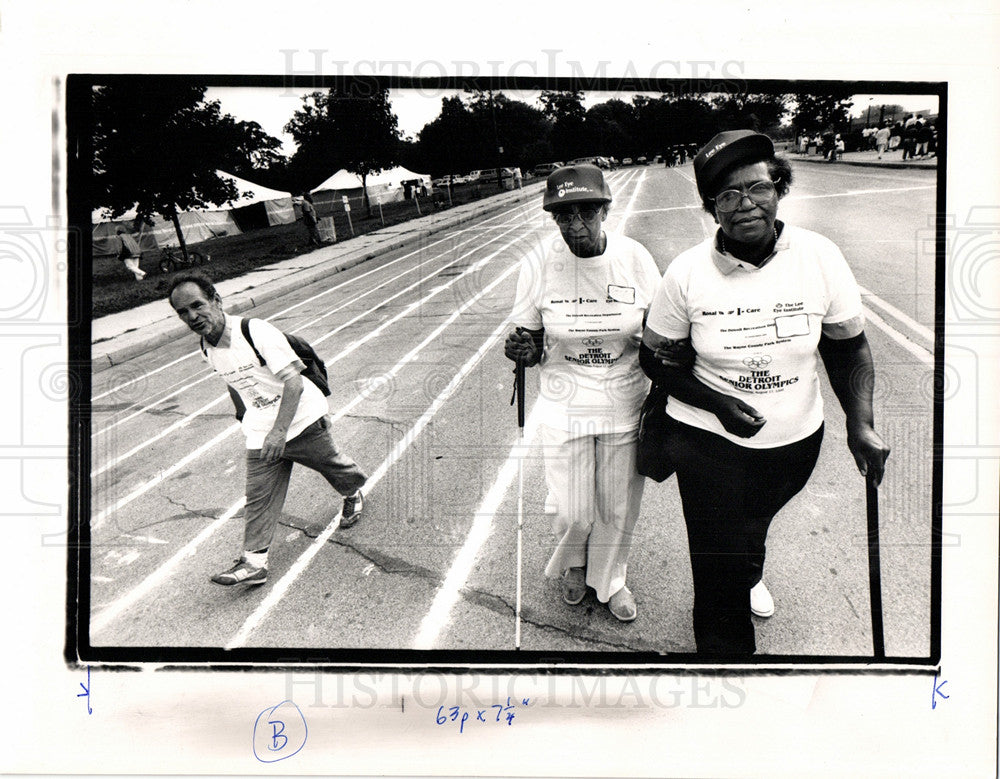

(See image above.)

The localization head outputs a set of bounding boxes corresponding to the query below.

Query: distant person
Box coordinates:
[299,193,323,247]
[115,227,145,281]
[513,167,523,189]
[916,117,932,158]
[822,128,837,161]
[889,122,902,150]
[901,119,918,161]
[875,124,890,159]
[167,272,368,586]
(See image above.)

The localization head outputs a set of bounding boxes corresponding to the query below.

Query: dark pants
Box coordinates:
[244,415,367,552]
[666,421,824,656]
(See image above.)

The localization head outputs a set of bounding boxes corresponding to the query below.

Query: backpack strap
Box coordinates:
[240,317,267,366]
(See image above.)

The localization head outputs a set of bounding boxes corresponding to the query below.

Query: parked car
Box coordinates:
[636,156,648,165]
[622,157,634,166]
[529,161,563,177]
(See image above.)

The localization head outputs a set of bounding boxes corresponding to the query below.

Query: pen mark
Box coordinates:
[931,672,949,709]
[76,665,92,714]
[253,700,307,762]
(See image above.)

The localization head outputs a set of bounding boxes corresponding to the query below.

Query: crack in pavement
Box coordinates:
[325,536,654,652]
[342,413,404,431]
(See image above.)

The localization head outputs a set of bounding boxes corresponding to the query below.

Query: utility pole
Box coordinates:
[489,89,502,190]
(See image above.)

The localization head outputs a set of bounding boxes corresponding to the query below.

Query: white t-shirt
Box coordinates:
[645,225,863,448]
[511,231,662,434]
[203,315,329,449]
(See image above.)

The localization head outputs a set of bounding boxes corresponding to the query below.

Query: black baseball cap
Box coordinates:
[693,130,775,197]
[542,164,612,211]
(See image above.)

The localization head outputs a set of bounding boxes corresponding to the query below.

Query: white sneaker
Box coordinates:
[750,580,775,618]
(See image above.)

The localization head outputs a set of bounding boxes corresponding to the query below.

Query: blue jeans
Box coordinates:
[243,415,367,552]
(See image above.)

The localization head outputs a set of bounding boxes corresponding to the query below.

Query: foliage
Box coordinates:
[91,84,285,228]
[791,93,856,134]
[284,87,401,214]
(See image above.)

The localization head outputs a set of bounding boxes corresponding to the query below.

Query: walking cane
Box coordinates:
[513,353,526,650]
[866,475,886,659]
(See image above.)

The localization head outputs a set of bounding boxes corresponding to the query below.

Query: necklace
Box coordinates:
[719,225,779,260]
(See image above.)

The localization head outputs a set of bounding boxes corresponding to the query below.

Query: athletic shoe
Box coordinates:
[561,567,587,605]
[211,559,267,586]
[340,490,364,529]
[608,586,637,622]
[750,580,775,617]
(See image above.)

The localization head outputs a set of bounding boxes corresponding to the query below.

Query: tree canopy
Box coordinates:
[91,83,284,224]
[284,87,401,213]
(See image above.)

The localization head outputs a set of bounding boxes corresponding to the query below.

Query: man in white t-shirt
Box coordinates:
[168,273,367,586]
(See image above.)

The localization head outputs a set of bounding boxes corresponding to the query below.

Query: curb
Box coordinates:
[790,156,936,171]
[92,184,543,373]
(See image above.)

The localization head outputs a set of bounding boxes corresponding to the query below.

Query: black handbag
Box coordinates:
[636,382,677,482]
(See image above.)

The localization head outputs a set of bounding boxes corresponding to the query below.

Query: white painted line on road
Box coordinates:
[784,185,934,203]
[92,204,536,402]
[94,208,537,439]
[92,240,534,631]
[91,499,245,637]
[92,422,240,529]
[614,168,646,235]
[862,304,933,364]
[92,221,528,477]
[329,256,523,424]
[413,405,543,650]
[91,394,229,478]
[858,285,935,345]
[226,317,519,650]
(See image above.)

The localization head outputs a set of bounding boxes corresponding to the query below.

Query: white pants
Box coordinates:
[539,424,645,603]
[122,256,146,281]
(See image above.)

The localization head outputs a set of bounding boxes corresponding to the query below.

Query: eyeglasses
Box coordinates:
[711,179,779,213]
[552,204,603,225]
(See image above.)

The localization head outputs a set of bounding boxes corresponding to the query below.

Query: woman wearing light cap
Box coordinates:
[640,130,891,655]
[504,164,663,622]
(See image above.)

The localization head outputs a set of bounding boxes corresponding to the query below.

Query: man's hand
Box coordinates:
[504,328,540,366]
[260,427,287,464]
[714,396,767,438]
[847,423,891,486]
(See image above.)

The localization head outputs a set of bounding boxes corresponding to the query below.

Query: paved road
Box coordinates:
[89,161,936,658]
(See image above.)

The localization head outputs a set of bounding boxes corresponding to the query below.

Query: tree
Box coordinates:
[792,93,855,136]
[285,87,400,216]
[414,95,480,175]
[539,90,587,160]
[711,93,791,135]
[91,83,284,258]
[584,99,635,157]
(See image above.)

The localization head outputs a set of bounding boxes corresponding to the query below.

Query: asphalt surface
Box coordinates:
[88,160,937,658]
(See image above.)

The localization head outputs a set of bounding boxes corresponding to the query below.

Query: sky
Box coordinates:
[204,86,940,158]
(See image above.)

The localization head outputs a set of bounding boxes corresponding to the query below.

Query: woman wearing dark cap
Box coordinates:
[504,164,662,622]
[640,130,891,655]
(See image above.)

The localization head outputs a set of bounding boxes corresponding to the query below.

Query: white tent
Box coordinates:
[91,170,296,258]
[312,166,433,204]
[217,170,296,226]
[91,207,240,258]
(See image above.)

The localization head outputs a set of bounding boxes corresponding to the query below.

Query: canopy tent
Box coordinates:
[217,170,296,230]
[90,170,294,258]
[91,207,241,258]
[311,166,433,207]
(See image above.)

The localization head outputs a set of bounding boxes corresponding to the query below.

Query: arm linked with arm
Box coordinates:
[640,329,766,439]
